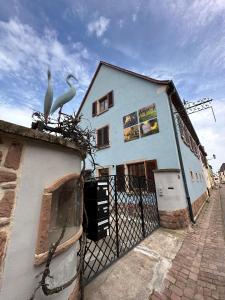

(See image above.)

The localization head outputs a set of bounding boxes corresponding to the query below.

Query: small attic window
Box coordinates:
[99,96,108,113]
[35,173,83,265]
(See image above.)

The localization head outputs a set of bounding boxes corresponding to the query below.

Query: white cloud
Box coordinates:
[132,14,137,22]
[149,0,225,27]
[0,20,92,83]
[87,16,110,38]
[0,103,33,127]
[102,38,110,47]
[0,18,93,115]
[146,0,225,48]
[118,19,124,28]
[114,44,140,59]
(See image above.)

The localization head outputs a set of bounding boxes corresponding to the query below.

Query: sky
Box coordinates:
[0,0,224,171]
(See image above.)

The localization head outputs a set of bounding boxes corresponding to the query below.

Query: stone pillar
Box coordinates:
[0,137,23,273]
[0,120,85,300]
[154,169,190,229]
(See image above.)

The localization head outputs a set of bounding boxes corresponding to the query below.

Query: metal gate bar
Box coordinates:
[82,175,160,284]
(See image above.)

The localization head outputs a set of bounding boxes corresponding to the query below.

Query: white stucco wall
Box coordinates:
[202,165,212,190]
[0,139,81,300]
[154,171,187,211]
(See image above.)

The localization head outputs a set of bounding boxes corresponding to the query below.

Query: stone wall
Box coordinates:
[0,136,23,273]
[192,191,208,217]
[159,191,208,229]
[159,208,190,229]
[0,120,85,300]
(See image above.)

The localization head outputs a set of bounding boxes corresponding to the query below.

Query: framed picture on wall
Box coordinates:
[123,111,138,128]
[138,104,157,123]
[124,125,140,142]
[140,118,159,137]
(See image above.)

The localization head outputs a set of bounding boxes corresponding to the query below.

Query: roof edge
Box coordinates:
[77,61,170,116]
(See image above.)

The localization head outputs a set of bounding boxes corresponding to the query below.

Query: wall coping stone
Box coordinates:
[0,120,86,158]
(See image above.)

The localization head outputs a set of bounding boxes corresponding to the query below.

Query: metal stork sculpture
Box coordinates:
[44,69,77,123]
[31,69,96,157]
[32,69,79,132]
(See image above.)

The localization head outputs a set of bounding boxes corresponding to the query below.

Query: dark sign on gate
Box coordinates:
[83,180,110,241]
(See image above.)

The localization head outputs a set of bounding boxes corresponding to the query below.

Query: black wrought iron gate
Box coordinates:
[82,175,160,284]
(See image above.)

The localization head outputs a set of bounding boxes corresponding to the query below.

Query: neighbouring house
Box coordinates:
[0,120,84,300]
[219,163,225,183]
[207,164,215,188]
[201,150,215,191]
[77,61,209,229]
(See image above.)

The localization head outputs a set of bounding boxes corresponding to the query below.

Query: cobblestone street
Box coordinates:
[151,187,225,300]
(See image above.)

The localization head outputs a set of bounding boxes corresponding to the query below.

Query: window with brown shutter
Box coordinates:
[99,96,108,113]
[97,125,109,149]
[116,164,125,191]
[108,91,114,108]
[126,160,157,191]
[144,160,157,192]
[92,90,114,116]
[127,162,146,189]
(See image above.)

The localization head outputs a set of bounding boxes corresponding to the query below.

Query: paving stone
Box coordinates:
[184,287,195,298]
[150,188,225,300]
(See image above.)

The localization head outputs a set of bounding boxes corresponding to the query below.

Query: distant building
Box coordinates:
[219,163,225,183]
[78,61,209,228]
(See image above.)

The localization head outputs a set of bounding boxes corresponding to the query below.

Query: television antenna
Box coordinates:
[183,98,216,122]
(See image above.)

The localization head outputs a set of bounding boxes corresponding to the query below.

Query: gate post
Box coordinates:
[114,175,120,258]
[138,177,146,238]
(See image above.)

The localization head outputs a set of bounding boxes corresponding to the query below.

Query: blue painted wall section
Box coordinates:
[174,104,207,203]
[79,65,180,173]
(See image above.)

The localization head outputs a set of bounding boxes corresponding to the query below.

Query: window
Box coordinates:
[128,162,145,177]
[177,116,200,158]
[92,91,114,117]
[190,171,195,181]
[127,160,157,191]
[196,173,199,181]
[97,125,109,148]
[128,162,145,189]
[99,97,108,113]
[177,116,185,139]
[98,168,109,178]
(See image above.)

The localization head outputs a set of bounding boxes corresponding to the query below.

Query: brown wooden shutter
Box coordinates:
[144,160,158,192]
[97,128,103,147]
[116,165,125,191]
[103,126,109,145]
[92,101,97,117]
[108,91,114,108]
[97,126,109,148]
[116,165,125,176]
